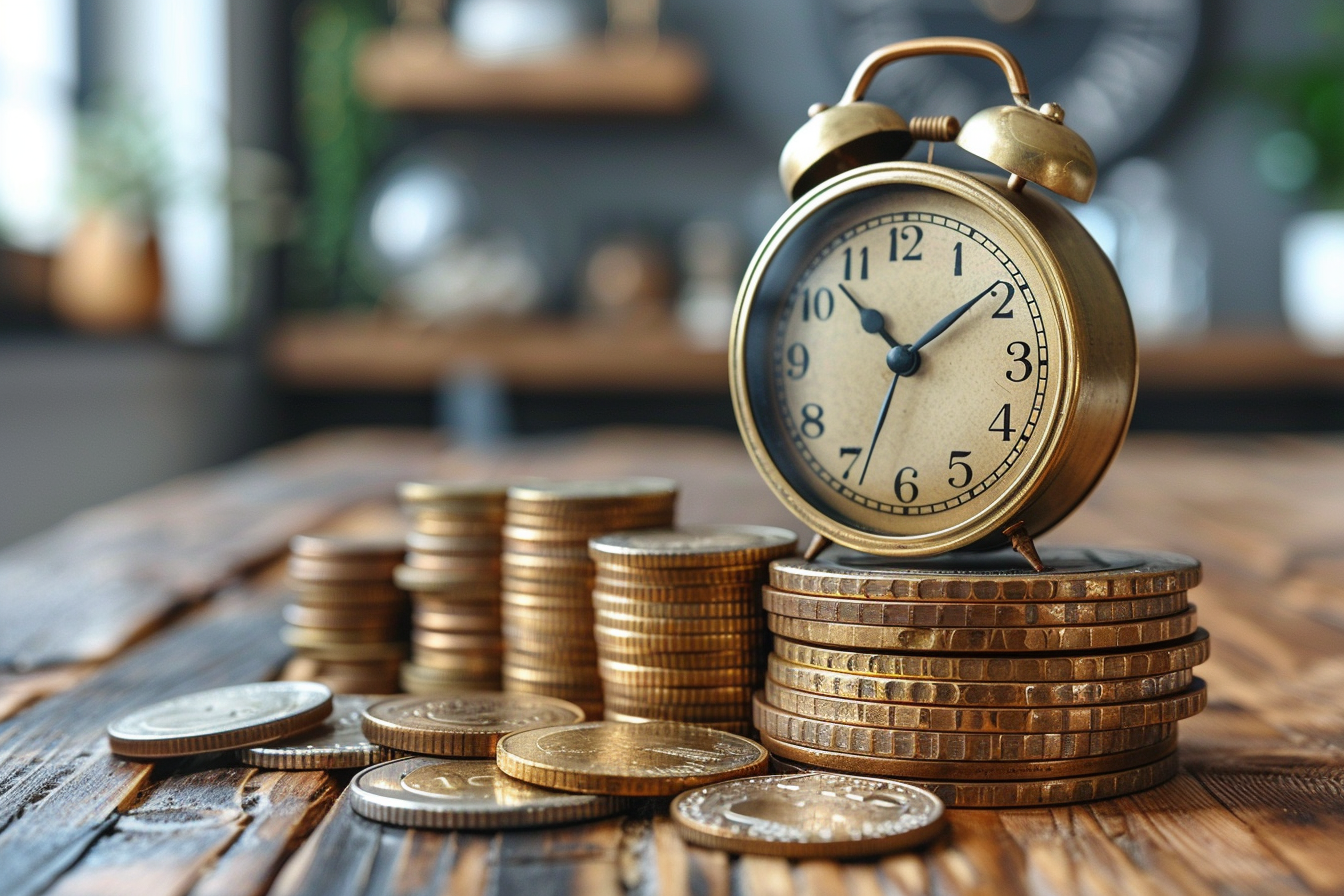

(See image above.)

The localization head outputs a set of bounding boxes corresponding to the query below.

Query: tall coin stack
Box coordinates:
[588,526,798,735]
[754,547,1210,808]
[395,482,507,695]
[282,534,408,694]
[500,479,678,719]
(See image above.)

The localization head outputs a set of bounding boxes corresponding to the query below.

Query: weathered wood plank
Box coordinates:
[0,430,436,672]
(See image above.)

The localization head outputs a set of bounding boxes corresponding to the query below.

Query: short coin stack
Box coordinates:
[754,546,1210,807]
[282,534,408,693]
[396,482,508,695]
[500,479,678,719]
[588,525,798,735]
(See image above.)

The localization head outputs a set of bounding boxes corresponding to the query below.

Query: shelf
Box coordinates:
[268,316,1344,395]
[354,28,707,115]
[268,314,728,392]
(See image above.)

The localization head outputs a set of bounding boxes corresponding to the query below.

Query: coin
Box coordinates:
[506,477,678,505]
[501,664,604,686]
[281,625,397,648]
[762,588,1188,627]
[771,630,1211,683]
[590,582,762,602]
[413,517,506,537]
[290,640,406,663]
[594,565,768,586]
[601,682,755,705]
[504,510,675,530]
[763,678,1208,733]
[604,696,753,722]
[594,626,764,653]
[671,772,946,857]
[593,648,765,670]
[107,681,333,759]
[405,552,502,572]
[495,720,769,796]
[412,632,504,654]
[588,526,798,568]
[753,695,1177,761]
[604,712,755,736]
[290,583,404,606]
[288,556,400,583]
[282,604,402,630]
[238,695,398,769]
[770,547,1201,600]
[289,534,406,560]
[398,480,509,507]
[349,757,628,829]
[597,659,762,687]
[595,610,764,635]
[768,656,1194,706]
[770,752,1181,808]
[413,608,501,633]
[405,531,502,554]
[395,565,501,591]
[362,693,586,757]
[766,607,1198,653]
[502,541,592,560]
[592,594,760,620]
[760,730,1177,780]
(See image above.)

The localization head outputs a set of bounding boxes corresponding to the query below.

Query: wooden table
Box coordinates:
[1,427,1342,896]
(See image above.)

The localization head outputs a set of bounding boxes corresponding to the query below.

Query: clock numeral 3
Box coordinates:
[800,287,834,322]
[989,404,1017,442]
[839,447,862,479]
[947,450,973,489]
[785,343,810,379]
[889,225,923,261]
[1005,341,1033,382]
[894,466,919,503]
[800,404,825,438]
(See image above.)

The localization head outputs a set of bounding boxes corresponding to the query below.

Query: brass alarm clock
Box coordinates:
[729,37,1136,561]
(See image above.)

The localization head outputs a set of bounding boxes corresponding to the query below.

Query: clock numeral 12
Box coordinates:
[843,247,868,280]
[889,225,923,261]
[989,404,1017,442]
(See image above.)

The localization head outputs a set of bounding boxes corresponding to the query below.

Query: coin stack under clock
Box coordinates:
[395,482,508,695]
[500,479,678,719]
[281,534,408,693]
[753,546,1210,808]
[588,525,798,735]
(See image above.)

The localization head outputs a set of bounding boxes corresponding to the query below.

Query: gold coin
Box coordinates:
[398,480,509,507]
[760,730,1178,780]
[503,631,601,656]
[504,511,674,532]
[502,664,604,686]
[503,652,599,673]
[288,556,399,583]
[289,534,406,560]
[603,696,753,722]
[763,588,1188,627]
[495,720,768,796]
[594,565,768,586]
[413,608,501,633]
[594,648,765,670]
[405,530,502,554]
[601,682,755,705]
[753,695,1177,761]
[362,693,585,757]
[770,547,1201,600]
[592,593,760,620]
[412,630,504,652]
[395,564,499,591]
[503,552,592,570]
[501,591,591,611]
[594,626,765,653]
[411,649,503,672]
[412,518,504,538]
[349,757,628,829]
[404,552,502,573]
[502,542,592,561]
[502,613,596,638]
[603,712,755,736]
[281,625,398,648]
[506,477,678,505]
[768,656,1194,707]
[766,607,1198,653]
[764,678,1208,733]
[588,526,798,568]
[283,604,402,630]
[595,610,764,635]
[502,525,597,544]
[290,582,404,606]
[290,640,406,662]
[598,659,762,687]
[500,579,594,599]
[107,682,333,759]
[238,694,399,770]
[771,630,1211,683]
[589,582,762,602]
[671,772,946,858]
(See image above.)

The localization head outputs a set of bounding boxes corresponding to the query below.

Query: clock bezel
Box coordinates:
[729,161,1136,556]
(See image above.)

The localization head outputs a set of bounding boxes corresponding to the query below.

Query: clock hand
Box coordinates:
[838,284,898,348]
[857,371,900,486]
[911,280,1013,352]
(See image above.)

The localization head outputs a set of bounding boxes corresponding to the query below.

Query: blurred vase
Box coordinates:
[49,209,163,334]
[453,0,586,59]
[1283,210,1344,355]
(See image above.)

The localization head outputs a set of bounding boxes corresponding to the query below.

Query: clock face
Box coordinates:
[741,180,1066,542]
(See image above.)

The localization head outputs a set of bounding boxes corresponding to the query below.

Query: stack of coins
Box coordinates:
[500,479,678,719]
[754,547,1210,808]
[282,534,408,693]
[588,525,798,735]
[396,482,507,695]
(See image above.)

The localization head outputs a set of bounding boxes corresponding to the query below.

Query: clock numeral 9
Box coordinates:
[889,225,923,261]
[1005,341,1033,382]
[785,343,810,379]
[947,450,972,489]
[894,466,919,503]
[799,404,825,438]
[800,287,834,322]
[989,403,1017,442]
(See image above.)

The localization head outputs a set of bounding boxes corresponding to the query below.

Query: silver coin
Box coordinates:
[348,757,628,829]
[237,695,399,769]
[107,681,333,758]
[589,525,798,559]
[671,772,946,857]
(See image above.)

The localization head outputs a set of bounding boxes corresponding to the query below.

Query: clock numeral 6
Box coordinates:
[894,466,919,503]
[947,450,973,489]
[785,342,810,379]
[800,404,825,438]
[1005,341,1033,382]
[800,287,834,322]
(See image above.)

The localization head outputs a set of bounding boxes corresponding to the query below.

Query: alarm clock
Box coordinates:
[729,37,1136,560]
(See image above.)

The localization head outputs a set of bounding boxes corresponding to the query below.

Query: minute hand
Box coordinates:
[912,281,1014,351]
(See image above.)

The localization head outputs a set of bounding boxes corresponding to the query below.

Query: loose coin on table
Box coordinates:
[238,694,398,770]
[496,720,770,796]
[671,773,946,857]
[107,681,333,759]
[349,757,630,829]
[362,693,586,757]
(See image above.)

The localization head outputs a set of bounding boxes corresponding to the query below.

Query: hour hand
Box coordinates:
[838,284,898,348]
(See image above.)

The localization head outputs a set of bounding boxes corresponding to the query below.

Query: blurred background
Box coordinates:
[1,0,1342,548]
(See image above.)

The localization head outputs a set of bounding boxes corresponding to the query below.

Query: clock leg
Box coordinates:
[1003,521,1048,572]
[803,534,832,561]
